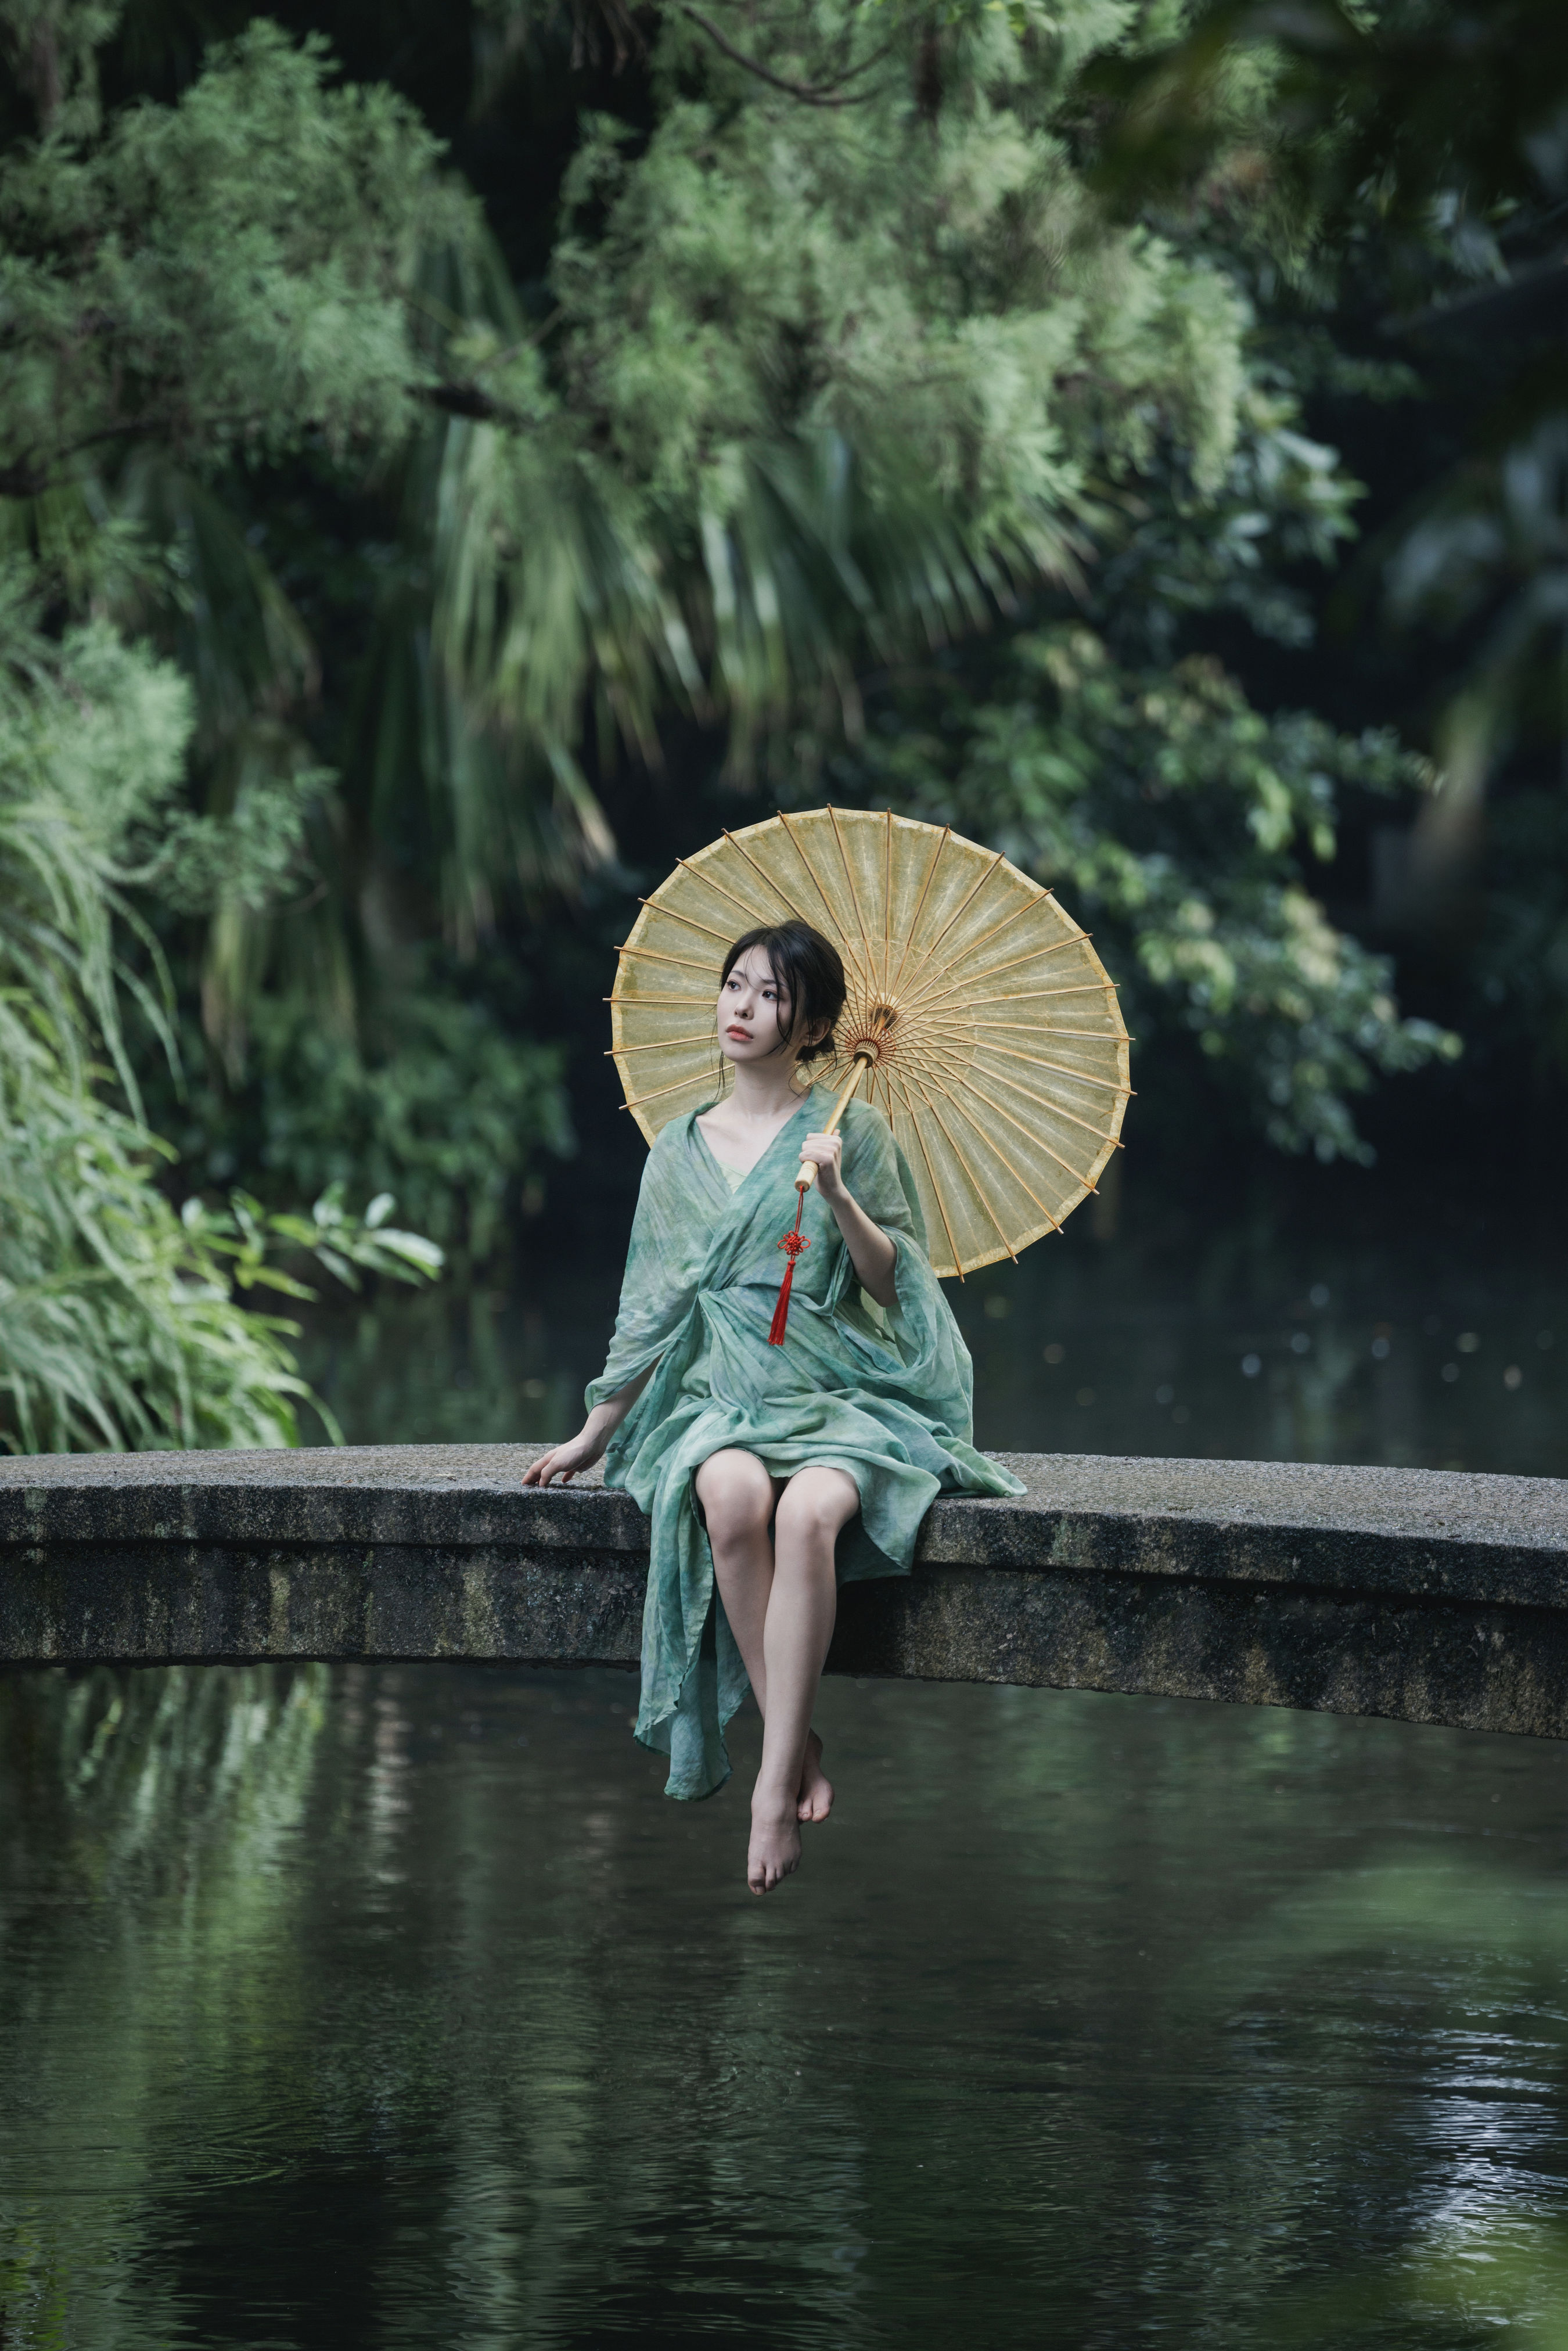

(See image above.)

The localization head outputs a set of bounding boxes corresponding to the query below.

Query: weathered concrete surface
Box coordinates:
[2,1446,1566,1738]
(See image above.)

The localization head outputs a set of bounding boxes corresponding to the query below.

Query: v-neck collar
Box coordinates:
[690,1093,817,1196]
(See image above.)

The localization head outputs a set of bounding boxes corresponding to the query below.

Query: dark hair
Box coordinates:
[721,922,846,1066]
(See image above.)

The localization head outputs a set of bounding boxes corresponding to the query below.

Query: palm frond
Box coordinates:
[431,410,1077,797]
[700,432,1078,777]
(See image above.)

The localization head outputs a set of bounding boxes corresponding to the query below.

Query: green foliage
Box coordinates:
[1086,0,1568,1096]
[13,0,1357,1219]
[0,566,196,1092]
[376,0,1482,1164]
[1084,0,1568,271]
[0,0,122,143]
[181,1184,444,1302]
[0,560,441,1452]
[3,0,1527,1312]
[438,0,1253,782]
[0,1088,440,1450]
[832,624,1457,1159]
[1,1058,293,1454]
[0,18,470,494]
[794,123,1455,1164]
[4,0,1264,893]
[1096,375,1365,660]
[195,993,573,1260]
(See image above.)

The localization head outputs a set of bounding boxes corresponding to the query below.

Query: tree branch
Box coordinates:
[679,7,890,107]
[0,382,535,499]
[0,417,177,500]
[416,382,533,427]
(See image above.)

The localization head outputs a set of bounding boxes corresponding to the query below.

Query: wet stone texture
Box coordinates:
[1,1446,1566,1737]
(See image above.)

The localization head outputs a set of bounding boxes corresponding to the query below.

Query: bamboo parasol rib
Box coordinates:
[608,807,1131,1278]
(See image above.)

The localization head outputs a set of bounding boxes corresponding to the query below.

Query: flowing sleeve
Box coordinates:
[826,1099,1008,1466]
[828,1099,925,1285]
[584,1125,704,1411]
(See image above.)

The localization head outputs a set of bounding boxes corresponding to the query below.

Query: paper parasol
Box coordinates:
[609,807,1130,1281]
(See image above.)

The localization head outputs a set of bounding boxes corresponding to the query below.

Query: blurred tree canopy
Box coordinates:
[2,0,1564,1446]
[1082,0,1568,1103]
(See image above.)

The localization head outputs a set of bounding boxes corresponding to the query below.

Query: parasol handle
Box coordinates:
[795,1049,876,1194]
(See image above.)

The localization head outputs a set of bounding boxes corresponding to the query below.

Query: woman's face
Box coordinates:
[716,950,796,1067]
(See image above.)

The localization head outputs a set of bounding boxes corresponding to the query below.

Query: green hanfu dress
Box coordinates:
[585,1091,1026,1800]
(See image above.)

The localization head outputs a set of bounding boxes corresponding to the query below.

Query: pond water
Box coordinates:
[6,1166,1564,2344]
[5,1663,1568,2348]
[298,1164,1566,1476]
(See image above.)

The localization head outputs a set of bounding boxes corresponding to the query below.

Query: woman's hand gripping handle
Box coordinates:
[794,1051,872,1196]
[796,1127,847,1204]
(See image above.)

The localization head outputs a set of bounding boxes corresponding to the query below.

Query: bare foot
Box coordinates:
[797,1731,834,1824]
[748,1799,802,1895]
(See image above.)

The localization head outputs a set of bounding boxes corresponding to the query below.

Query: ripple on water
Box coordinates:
[3,1663,1568,2348]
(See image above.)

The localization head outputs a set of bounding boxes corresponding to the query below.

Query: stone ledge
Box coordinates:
[1,1446,1563,1605]
[2,1447,1566,1739]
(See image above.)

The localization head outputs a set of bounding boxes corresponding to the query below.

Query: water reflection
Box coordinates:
[5,1665,1568,2346]
[297,1178,1566,1475]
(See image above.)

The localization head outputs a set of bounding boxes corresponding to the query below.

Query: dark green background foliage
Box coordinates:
[2,0,1565,1445]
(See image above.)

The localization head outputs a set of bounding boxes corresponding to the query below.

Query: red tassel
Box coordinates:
[768,1190,811,1346]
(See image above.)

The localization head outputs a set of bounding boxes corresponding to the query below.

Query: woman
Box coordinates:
[524,920,1024,1894]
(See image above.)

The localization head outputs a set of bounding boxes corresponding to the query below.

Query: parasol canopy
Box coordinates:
[609,807,1130,1279]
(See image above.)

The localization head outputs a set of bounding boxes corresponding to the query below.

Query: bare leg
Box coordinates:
[696,1450,835,1831]
[747,1466,859,1895]
[696,1448,775,1691]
